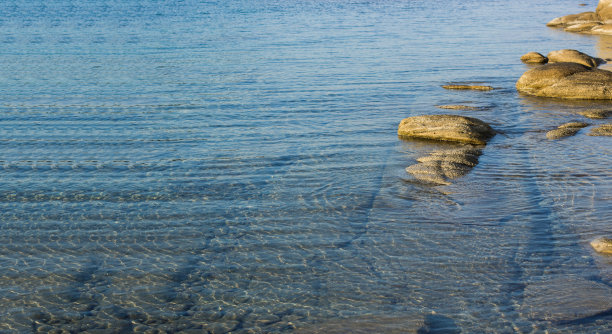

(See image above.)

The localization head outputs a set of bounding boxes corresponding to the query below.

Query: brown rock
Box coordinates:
[436,105,481,110]
[406,147,483,186]
[591,237,612,254]
[546,128,580,139]
[547,11,599,27]
[441,84,493,91]
[597,0,612,22]
[588,123,612,135]
[545,122,588,139]
[521,52,548,64]
[547,49,601,67]
[558,122,589,128]
[398,115,495,145]
[578,109,612,119]
[590,23,612,34]
[516,62,612,99]
[564,22,602,32]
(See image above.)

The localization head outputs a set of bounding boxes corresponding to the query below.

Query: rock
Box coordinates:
[546,122,589,139]
[564,22,602,32]
[442,84,493,91]
[521,52,548,64]
[546,128,580,139]
[547,11,599,27]
[397,115,495,145]
[597,0,612,22]
[547,49,602,68]
[558,122,589,128]
[546,1,612,34]
[436,105,481,110]
[516,62,612,99]
[578,109,612,119]
[590,23,612,34]
[588,123,612,135]
[521,276,612,322]
[591,237,612,254]
[406,146,483,185]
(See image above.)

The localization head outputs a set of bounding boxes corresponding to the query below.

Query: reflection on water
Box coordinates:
[0,0,611,332]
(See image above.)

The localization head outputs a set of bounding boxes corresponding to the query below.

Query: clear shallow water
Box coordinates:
[1,0,611,332]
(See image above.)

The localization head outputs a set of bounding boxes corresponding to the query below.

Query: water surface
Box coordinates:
[0,0,611,332]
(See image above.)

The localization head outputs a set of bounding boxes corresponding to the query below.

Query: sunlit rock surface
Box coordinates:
[591,237,612,254]
[588,123,612,135]
[397,115,495,145]
[547,49,602,68]
[546,122,589,139]
[521,52,548,64]
[547,0,612,34]
[516,62,612,99]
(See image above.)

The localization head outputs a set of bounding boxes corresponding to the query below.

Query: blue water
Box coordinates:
[1,0,611,332]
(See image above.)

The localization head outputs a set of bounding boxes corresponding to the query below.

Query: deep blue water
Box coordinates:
[1,0,611,332]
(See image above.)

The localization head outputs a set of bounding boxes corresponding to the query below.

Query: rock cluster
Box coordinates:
[520,49,604,67]
[398,114,494,185]
[546,122,589,139]
[547,0,612,35]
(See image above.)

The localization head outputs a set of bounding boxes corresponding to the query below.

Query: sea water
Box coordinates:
[0,0,611,332]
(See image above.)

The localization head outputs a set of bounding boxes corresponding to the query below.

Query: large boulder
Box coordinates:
[547,49,602,68]
[397,115,495,145]
[516,62,612,99]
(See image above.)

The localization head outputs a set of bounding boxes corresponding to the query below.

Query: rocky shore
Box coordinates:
[547,0,612,35]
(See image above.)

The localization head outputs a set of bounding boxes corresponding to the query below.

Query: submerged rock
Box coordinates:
[397,115,495,145]
[521,52,548,64]
[516,62,612,99]
[588,123,612,135]
[578,109,612,119]
[521,277,612,322]
[591,237,612,254]
[547,49,602,68]
[546,122,589,139]
[436,104,482,110]
[406,146,483,185]
[442,84,493,91]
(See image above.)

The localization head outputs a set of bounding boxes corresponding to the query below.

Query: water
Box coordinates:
[0,0,611,332]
